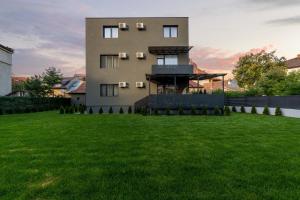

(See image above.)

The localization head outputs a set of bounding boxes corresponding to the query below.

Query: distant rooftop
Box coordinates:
[286,55,300,69]
[0,43,14,53]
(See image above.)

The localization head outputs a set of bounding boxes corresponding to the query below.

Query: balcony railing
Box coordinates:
[135,94,225,109]
[152,65,193,75]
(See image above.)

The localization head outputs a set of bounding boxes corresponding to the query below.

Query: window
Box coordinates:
[100,84,118,97]
[157,55,178,65]
[163,25,178,38]
[103,26,118,38]
[100,55,119,69]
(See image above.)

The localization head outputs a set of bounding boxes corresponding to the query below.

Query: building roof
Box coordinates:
[69,82,86,94]
[189,80,204,88]
[11,76,29,84]
[286,55,300,69]
[149,46,193,55]
[0,44,14,53]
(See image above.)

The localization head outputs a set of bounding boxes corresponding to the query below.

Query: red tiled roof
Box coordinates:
[12,76,29,85]
[286,56,300,69]
[69,82,86,94]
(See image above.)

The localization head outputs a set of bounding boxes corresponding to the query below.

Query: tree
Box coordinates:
[42,67,63,96]
[233,51,287,89]
[24,75,48,97]
[256,66,287,95]
[278,71,300,95]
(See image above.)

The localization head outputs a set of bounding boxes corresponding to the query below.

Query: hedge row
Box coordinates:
[0,97,70,115]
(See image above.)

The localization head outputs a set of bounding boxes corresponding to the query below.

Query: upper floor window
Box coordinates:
[157,55,178,65]
[100,84,119,97]
[163,25,178,38]
[103,26,118,38]
[100,55,119,69]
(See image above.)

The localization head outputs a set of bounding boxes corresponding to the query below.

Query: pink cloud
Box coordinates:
[190,45,275,77]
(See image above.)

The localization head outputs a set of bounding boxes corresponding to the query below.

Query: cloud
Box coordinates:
[247,0,300,7]
[190,45,274,76]
[266,16,300,25]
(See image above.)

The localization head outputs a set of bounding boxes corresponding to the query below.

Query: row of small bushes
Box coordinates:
[59,105,232,116]
[136,106,231,116]
[231,106,282,116]
[0,105,61,115]
[60,105,133,114]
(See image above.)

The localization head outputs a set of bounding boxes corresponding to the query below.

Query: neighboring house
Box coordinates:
[68,81,86,105]
[0,44,14,96]
[286,55,300,73]
[202,78,240,93]
[86,17,226,112]
[52,74,86,97]
[9,75,30,96]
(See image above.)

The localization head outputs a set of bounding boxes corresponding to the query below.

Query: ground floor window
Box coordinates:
[100,84,118,97]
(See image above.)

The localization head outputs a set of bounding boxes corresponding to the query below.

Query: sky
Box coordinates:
[1,0,300,77]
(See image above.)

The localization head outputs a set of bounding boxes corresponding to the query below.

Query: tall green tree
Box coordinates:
[24,75,48,97]
[233,51,287,89]
[42,67,63,96]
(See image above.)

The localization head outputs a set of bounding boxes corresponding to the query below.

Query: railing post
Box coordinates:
[222,75,225,93]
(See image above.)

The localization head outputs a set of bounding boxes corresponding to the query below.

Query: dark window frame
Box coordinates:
[163,25,178,38]
[100,54,119,69]
[100,84,119,97]
[103,26,118,38]
[157,55,178,65]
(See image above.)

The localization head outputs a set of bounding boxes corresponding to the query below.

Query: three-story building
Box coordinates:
[86,17,225,113]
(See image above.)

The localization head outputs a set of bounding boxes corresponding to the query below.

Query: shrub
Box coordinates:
[59,106,65,114]
[79,105,84,114]
[109,106,113,114]
[134,107,140,114]
[74,106,78,113]
[178,106,184,115]
[203,89,207,94]
[263,106,270,115]
[89,107,93,114]
[6,109,13,114]
[202,106,208,115]
[65,106,69,114]
[165,107,170,115]
[98,107,103,114]
[0,108,3,115]
[191,106,196,115]
[70,106,74,114]
[154,108,158,115]
[31,107,37,113]
[251,106,257,114]
[214,106,220,115]
[24,107,31,113]
[275,107,282,116]
[119,107,124,114]
[141,107,147,115]
[240,106,245,113]
[224,106,230,116]
[128,106,132,114]
[232,106,237,112]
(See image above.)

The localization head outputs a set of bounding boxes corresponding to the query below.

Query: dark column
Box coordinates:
[174,76,177,94]
[197,77,200,93]
[148,76,151,95]
[222,75,225,93]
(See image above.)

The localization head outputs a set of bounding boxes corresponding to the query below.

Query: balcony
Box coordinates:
[135,94,225,110]
[152,65,193,75]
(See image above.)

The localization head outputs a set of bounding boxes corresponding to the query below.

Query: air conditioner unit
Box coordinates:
[118,52,128,59]
[136,82,145,88]
[119,23,128,30]
[136,52,145,59]
[136,22,145,30]
[119,82,128,88]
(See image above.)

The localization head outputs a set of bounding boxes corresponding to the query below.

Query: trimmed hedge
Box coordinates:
[0,97,70,115]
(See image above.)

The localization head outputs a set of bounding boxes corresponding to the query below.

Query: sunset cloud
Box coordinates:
[190,45,274,76]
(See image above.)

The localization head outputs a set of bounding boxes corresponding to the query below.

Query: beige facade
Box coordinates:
[0,44,13,96]
[86,17,189,111]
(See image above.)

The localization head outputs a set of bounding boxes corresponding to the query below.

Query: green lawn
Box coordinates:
[1,112,300,200]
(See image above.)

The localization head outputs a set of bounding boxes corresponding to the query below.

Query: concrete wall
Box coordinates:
[0,48,12,96]
[230,106,300,118]
[86,17,189,110]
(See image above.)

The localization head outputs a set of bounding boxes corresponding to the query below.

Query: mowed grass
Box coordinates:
[0,112,300,200]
